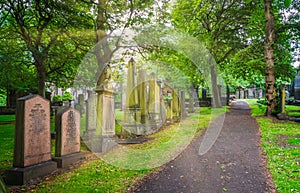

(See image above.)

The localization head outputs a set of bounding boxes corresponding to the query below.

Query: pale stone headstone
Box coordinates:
[137,69,148,123]
[248,88,254,98]
[189,91,195,113]
[148,73,161,122]
[85,90,97,133]
[6,95,57,185]
[126,58,138,108]
[172,89,180,120]
[96,89,116,136]
[180,90,187,118]
[53,107,85,168]
[75,94,85,115]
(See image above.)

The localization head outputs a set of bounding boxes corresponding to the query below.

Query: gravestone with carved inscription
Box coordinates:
[52,107,85,168]
[5,95,57,185]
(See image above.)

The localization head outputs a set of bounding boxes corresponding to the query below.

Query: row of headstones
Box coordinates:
[120,59,194,135]
[5,94,85,185]
[236,87,263,99]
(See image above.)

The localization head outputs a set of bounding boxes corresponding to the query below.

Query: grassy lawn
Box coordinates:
[247,99,300,193]
[0,115,15,122]
[286,105,300,117]
[0,107,225,192]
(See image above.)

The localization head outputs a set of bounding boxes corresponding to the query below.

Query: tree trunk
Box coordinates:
[36,64,46,98]
[210,65,222,108]
[264,0,276,116]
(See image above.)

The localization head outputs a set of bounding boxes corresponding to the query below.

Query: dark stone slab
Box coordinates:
[117,138,153,144]
[5,161,57,185]
[277,113,289,120]
[52,152,85,168]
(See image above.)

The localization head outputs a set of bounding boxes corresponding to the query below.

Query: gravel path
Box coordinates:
[133,101,275,193]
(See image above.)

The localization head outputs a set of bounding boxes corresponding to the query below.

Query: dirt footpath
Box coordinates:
[133,101,276,193]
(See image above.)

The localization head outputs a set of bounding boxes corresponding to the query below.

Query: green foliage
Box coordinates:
[62,92,73,101]
[0,94,6,107]
[52,95,62,102]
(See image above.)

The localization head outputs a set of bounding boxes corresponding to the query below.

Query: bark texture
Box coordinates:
[264,0,276,116]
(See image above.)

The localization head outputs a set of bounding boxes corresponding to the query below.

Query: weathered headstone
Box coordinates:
[180,90,187,118]
[123,59,144,135]
[137,69,148,123]
[52,107,85,168]
[172,89,180,120]
[188,91,195,113]
[85,90,97,134]
[6,95,57,185]
[126,58,138,108]
[248,87,254,99]
[96,89,116,136]
[75,94,85,115]
[148,73,162,124]
[95,64,117,151]
[162,80,173,123]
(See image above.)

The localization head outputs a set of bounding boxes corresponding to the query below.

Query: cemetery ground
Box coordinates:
[0,101,299,192]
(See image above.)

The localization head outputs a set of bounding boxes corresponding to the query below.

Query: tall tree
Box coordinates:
[170,0,259,107]
[1,0,92,97]
[264,0,276,116]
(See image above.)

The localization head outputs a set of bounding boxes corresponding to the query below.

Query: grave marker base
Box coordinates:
[5,161,57,185]
[52,152,85,168]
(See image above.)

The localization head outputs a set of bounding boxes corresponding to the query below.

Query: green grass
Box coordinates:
[247,101,300,193]
[0,107,225,192]
[244,99,266,117]
[286,105,300,117]
[0,115,15,122]
[0,124,14,173]
[32,107,225,192]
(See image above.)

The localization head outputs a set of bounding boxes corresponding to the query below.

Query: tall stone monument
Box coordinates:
[123,58,143,135]
[180,90,187,118]
[6,95,57,185]
[172,89,180,120]
[94,64,117,152]
[137,69,148,123]
[52,107,85,168]
[148,73,161,122]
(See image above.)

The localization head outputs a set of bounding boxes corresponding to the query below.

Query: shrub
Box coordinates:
[62,91,73,101]
[52,95,62,102]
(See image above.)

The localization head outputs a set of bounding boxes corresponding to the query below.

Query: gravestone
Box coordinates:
[85,90,97,135]
[137,69,148,123]
[96,89,116,136]
[172,89,180,120]
[188,91,195,113]
[94,64,117,152]
[180,90,187,118]
[6,95,57,185]
[123,59,143,135]
[162,80,173,123]
[52,107,85,168]
[75,94,85,115]
[83,90,101,152]
[148,73,162,125]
